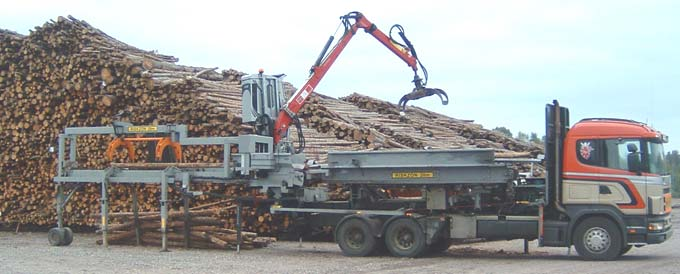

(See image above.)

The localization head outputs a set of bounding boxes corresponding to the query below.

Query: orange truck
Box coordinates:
[268,100,673,261]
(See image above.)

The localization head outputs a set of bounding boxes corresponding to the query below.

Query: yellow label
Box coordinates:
[127,126,158,133]
[101,216,106,226]
[161,219,166,229]
[391,171,435,179]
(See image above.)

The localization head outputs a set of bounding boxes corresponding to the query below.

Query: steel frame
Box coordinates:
[52,124,275,251]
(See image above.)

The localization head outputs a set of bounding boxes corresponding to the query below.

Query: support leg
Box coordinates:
[56,183,65,229]
[132,184,141,246]
[183,192,191,248]
[523,239,529,254]
[160,175,169,252]
[101,180,109,247]
[236,200,242,254]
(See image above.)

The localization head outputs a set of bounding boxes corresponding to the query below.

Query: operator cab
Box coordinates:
[241,71,286,136]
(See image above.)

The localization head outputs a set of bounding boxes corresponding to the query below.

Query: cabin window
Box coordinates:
[575,139,604,167]
[603,139,641,171]
[252,83,262,112]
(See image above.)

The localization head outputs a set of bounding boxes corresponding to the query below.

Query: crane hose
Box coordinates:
[389,24,429,87]
[292,115,305,154]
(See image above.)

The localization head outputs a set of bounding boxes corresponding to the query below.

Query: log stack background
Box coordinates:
[0,16,543,239]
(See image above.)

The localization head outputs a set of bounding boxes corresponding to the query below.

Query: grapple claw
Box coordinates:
[398,87,449,110]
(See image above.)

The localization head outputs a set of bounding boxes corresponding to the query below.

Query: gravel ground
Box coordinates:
[1,202,678,274]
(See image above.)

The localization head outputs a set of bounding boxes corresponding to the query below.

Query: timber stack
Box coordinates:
[0,16,543,236]
[95,203,277,250]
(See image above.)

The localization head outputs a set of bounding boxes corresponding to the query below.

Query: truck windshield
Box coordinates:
[647,141,668,175]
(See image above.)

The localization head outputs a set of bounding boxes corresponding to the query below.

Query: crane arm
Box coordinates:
[273,11,448,145]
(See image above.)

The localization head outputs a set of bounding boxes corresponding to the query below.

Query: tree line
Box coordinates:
[492,126,543,145]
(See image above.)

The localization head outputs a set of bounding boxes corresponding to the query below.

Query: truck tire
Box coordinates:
[336,218,377,257]
[620,245,633,256]
[385,218,426,257]
[573,217,623,260]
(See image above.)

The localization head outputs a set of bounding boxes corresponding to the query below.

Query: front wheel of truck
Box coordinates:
[573,217,623,261]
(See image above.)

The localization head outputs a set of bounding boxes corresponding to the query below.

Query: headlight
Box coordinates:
[648,222,664,231]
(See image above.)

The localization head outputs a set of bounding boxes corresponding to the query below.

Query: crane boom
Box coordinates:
[273,11,448,144]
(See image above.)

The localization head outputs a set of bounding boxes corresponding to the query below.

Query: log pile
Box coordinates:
[0,16,544,235]
[96,206,276,250]
[341,93,543,155]
[0,16,259,229]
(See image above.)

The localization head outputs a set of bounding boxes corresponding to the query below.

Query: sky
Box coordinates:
[2,0,679,152]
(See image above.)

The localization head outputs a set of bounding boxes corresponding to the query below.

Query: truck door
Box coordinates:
[563,138,646,214]
[600,139,647,214]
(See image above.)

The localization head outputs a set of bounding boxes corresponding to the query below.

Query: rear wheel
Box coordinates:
[385,218,426,257]
[336,218,377,257]
[573,217,623,260]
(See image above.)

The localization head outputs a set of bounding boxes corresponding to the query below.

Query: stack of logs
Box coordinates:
[0,16,544,237]
[97,202,277,249]
[0,16,283,237]
[341,93,543,156]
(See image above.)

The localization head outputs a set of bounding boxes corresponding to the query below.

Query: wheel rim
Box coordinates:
[345,227,365,250]
[583,227,611,254]
[392,226,415,251]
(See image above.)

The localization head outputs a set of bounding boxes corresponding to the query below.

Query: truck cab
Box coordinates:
[558,118,673,255]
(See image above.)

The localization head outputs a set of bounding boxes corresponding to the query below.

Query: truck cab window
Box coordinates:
[647,141,668,175]
[604,139,642,171]
[576,139,604,167]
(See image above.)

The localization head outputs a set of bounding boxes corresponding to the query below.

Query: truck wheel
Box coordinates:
[336,218,376,257]
[573,217,623,260]
[385,218,426,257]
[48,227,65,246]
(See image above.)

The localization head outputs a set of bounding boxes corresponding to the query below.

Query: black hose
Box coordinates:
[292,115,305,154]
[389,24,429,87]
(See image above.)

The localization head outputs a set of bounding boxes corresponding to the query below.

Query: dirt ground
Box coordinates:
[1,203,678,274]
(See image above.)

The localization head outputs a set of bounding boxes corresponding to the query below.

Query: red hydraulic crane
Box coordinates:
[273,11,448,144]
